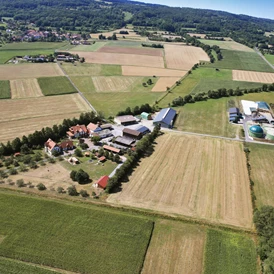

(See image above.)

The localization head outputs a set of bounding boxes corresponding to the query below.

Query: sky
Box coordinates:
[133,0,274,20]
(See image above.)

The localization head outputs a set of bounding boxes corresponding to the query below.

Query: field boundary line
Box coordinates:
[254,47,274,71]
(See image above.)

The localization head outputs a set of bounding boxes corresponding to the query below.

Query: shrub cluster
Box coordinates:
[117,103,153,116]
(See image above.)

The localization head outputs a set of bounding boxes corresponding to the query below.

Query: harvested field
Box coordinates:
[91,28,141,39]
[70,51,164,68]
[187,33,207,38]
[98,46,163,56]
[122,66,187,77]
[0,64,64,80]
[142,220,206,274]
[10,78,43,99]
[92,76,139,92]
[108,133,253,229]
[164,44,210,70]
[0,94,90,142]
[232,70,274,83]
[152,77,181,92]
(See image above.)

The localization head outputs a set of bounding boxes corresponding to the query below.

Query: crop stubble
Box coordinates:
[233,70,274,83]
[98,46,163,56]
[152,77,181,92]
[108,133,253,229]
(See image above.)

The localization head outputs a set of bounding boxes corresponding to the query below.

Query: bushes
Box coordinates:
[70,169,90,184]
[37,183,46,191]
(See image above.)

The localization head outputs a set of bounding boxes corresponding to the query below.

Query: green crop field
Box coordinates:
[174,97,238,138]
[264,54,274,65]
[0,191,153,274]
[69,42,107,52]
[238,91,274,103]
[0,257,57,274]
[203,50,274,72]
[62,63,122,76]
[0,80,11,99]
[38,76,77,96]
[203,229,257,274]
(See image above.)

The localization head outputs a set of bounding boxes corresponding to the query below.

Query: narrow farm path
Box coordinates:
[254,47,274,70]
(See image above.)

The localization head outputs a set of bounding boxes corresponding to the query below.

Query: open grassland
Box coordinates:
[164,44,210,70]
[199,39,254,52]
[265,54,274,65]
[108,133,253,229]
[71,51,165,68]
[247,143,274,208]
[152,77,180,92]
[204,229,257,274]
[0,63,64,80]
[174,98,238,137]
[0,191,153,274]
[204,50,274,72]
[0,80,11,99]
[10,78,43,99]
[63,63,122,76]
[38,76,77,96]
[142,220,205,274]
[0,94,90,142]
[0,257,58,274]
[69,42,107,52]
[233,70,274,83]
[98,45,163,56]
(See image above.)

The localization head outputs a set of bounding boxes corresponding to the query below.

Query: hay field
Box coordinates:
[71,51,164,68]
[0,64,64,80]
[91,28,142,40]
[10,78,43,99]
[152,77,180,92]
[98,46,163,56]
[0,94,90,142]
[122,66,187,77]
[233,70,274,83]
[108,133,253,229]
[164,44,210,70]
[92,76,139,92]
[142,220,206,274]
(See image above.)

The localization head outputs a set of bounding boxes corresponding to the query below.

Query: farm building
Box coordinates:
[67,124,88,138]
[115,136,135,147]
[44,138,61,155]
[100,124,112,130]
[241,100,272,116]
[123,128,141,140]
[228,107,241,122]
[266,127,274,140]
[87,122,102,133]
[59,140,74,151]
[98,156,106,162]
[114,115,136,126]
[135,125,151,135]
[229,107,240,115]
[94,175,109,189]
[249,125,264,138]
[91,129,112,139]
[153,108,176,128]
[103,145,120,154]
[141,112,152,120]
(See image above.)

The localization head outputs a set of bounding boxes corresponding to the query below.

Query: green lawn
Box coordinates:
[203,229,257,274]
[264,54,274,65]
[0,257,57,274]
[0,191,154,274]
[203,50,274,72]
[62,63,122,76]
[38,76,77,96]
[69,42,107,52]
[0,80,11,99]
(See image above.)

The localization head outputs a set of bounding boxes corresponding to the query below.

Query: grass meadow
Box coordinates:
[203,229,257,274]
[203,50,274,72]
[0,191,154,274]
[38,76,77,96]
[264,54,274,65]
[0,80,11,99]
[69,42,108,52]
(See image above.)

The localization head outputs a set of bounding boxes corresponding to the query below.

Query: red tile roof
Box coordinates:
[45,138,57,151]
[103,145,120,154]
[69,124,88,134]
[97,175,109,189]
[59,140,74,149]
[98,156,106,162]
[87,122,98,131]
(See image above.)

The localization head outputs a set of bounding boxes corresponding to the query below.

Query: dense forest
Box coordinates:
[0,0,274,47]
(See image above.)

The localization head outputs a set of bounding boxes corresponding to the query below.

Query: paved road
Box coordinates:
[254,47,274,70]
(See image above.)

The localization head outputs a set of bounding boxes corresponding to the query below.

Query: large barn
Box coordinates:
[153,108,176,128]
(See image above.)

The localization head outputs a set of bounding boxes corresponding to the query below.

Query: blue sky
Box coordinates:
[133,0,274,20]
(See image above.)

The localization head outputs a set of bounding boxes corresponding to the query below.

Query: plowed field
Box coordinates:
[10,78,43,99]
[152,77,181,92]
[233,70,274,83]
[108,133,253,229]
[98,46,163,56]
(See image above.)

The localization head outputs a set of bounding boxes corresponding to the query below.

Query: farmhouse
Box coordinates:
[94,175,109,189]
[67,124,88,138]
[59,140,74,152]
[87,122,102,133]
[44,138,61,155]
[123,128,141,140]
[153,108,176,128]
[103,145,120,154]
[115,136,135,147]
[114,115,136,126]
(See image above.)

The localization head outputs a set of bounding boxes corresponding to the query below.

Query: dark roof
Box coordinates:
[135,125,151,134]
[153,108,176,126]
[229,113,238,117]
[115,136,134,146]
[229,107,239,114]
[123,128,141,137]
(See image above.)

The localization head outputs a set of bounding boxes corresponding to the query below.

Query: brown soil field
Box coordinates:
[0,64,64,80]
[0,94,90,142]
[98,46,163,56]
[10,78,43,99]
[164,44,210,70]
[92,76,139,92]
[71,51,164,68]
[108,133,253,229]
[152,77,181,92]
[142,220,206,274]
[233,70,274,83]
[122,66,188,77]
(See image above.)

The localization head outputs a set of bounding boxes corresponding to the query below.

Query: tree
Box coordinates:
[37,183,46,190]
[9,168,18,175]
[20,144,31,154]
[11,137,21,153]
[147,79,152,85]
[57,186,65,193]
[114,154,120,163]
[75,169,90,184]
[80,189,89,197]
[74,148,83,157]
[67,185,78,196]
[70,170,77,181]
[16,179,25,187]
